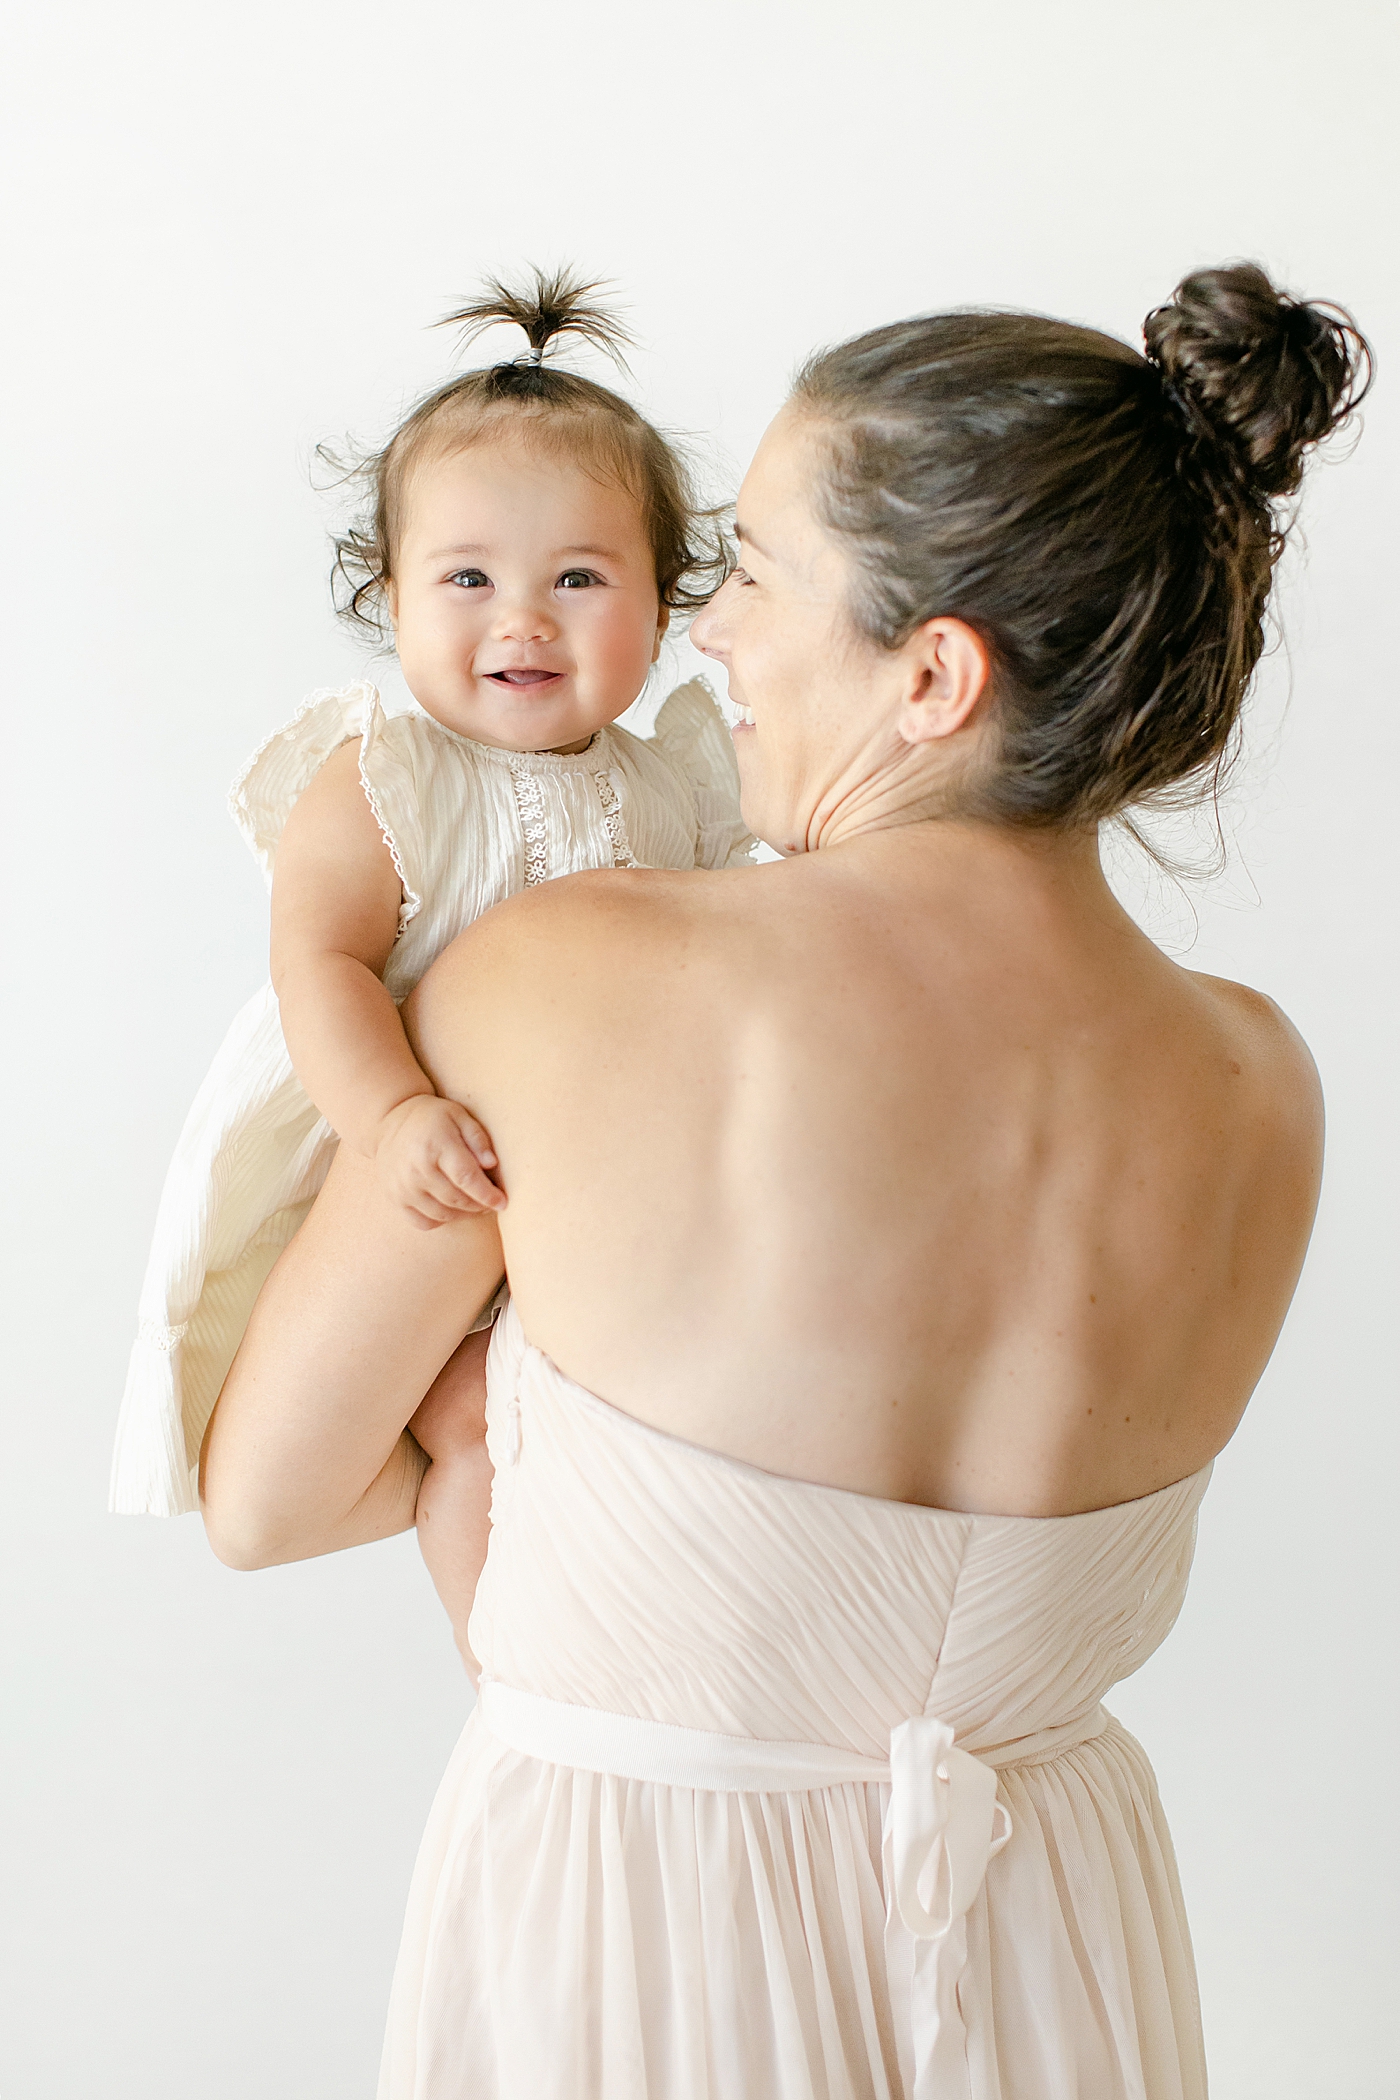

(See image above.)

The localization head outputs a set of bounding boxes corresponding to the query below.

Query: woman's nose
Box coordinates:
[690,595,726,660]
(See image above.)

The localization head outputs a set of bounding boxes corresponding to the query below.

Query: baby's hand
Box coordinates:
[373,1096,505,1230]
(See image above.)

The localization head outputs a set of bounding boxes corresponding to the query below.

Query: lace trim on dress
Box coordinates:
[226,681,378,883]
[357,737,423,936]
[507,757,551,886]
[591,768,640,870]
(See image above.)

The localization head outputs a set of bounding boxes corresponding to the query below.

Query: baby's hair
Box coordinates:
[326,266,729,639]
[441,267,636,371]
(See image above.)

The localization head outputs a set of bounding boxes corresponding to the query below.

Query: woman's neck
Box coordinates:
[799,804,1117,920]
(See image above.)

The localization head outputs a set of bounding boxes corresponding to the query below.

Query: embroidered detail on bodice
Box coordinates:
[506,757,551,886]
[505,748,640,884]
[591,766,639,869]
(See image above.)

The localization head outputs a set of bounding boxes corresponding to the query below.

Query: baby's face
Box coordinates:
[390,432,666,752]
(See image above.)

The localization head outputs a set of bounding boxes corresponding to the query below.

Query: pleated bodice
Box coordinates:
[471,1304,1211,1766]
[383,1304,1212,2099]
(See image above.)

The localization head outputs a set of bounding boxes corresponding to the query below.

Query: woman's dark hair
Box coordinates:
[328,266,728,637]
[792,263,1372,826]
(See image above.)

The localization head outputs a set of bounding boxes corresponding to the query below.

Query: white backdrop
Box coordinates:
[1,2,1395,2095]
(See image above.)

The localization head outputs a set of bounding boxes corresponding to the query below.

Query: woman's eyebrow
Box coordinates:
[734,522,772,560]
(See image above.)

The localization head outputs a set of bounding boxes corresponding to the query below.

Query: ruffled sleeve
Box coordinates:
[226,681,425,936]
[650,678,755,869]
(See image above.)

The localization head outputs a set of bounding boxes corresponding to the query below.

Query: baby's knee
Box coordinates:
[409,1327,492,1463]
[418,1402,489,1470]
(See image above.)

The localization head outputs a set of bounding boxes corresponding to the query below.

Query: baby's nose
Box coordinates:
[494,598,558,643]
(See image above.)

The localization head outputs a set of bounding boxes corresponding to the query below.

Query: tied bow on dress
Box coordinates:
[884,1717,1013,2098]
[479,1678,1015,2095]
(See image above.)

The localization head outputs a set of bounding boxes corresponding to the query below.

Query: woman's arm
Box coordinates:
[200,1142,505,1570]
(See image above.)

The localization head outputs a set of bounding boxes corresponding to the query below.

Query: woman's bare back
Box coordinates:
[409,816,1322,1519]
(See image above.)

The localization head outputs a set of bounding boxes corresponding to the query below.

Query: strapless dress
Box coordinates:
[379,1302,1209,2099]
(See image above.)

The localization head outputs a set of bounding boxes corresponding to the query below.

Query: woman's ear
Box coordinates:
[896,618,989,745]
[652,603,671,664]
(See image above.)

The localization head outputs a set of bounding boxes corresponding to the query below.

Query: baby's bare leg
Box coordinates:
[409,1326,494,1675]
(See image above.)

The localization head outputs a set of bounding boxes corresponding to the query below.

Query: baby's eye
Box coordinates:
[449,568,491,589]
[732,566,754,587]
[557,569,601,589]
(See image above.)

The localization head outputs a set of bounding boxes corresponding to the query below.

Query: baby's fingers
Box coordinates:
[447,1102,498,1171]
[403,1190,461,1231]
[436,1135,505,1213]
[412,1153,498,1219]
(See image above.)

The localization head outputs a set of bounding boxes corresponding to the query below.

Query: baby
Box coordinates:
[112,269,752,1658]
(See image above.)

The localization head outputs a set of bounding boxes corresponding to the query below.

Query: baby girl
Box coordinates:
[112,270,751,1652]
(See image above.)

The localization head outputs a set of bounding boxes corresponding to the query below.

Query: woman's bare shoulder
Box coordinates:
[436,860,747,975]
[404,863,761,1096]
[1184,968,1325,1158]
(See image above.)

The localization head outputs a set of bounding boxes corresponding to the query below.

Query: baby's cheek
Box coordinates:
[584,601,662,700]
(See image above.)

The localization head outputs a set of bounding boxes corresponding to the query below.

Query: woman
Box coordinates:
[202,263,1368,2098]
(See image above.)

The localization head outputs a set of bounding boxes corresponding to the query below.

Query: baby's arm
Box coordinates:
[272,743,504,1229]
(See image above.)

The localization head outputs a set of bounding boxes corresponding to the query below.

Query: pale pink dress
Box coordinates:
[379,1304,1210,2100]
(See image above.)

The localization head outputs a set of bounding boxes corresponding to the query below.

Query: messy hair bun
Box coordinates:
[794,262,1372,828]
[327,266,728,637]
[1145,263,1369,509]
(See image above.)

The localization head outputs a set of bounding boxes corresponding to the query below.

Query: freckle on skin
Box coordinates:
[1089,1293,1097,1304]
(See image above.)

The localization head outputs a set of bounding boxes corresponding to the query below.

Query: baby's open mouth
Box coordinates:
[486,669,562,687]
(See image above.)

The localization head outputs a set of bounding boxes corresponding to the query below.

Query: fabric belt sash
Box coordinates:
[478,1677,1107,2100]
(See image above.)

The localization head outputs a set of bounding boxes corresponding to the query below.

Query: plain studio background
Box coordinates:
[1,1,1394,2094]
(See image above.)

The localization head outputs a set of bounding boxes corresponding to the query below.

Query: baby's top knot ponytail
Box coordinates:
[438,265,633,394]
[1144,262,1371,508]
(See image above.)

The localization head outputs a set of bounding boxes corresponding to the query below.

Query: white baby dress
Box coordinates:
[110,677,753,1517]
